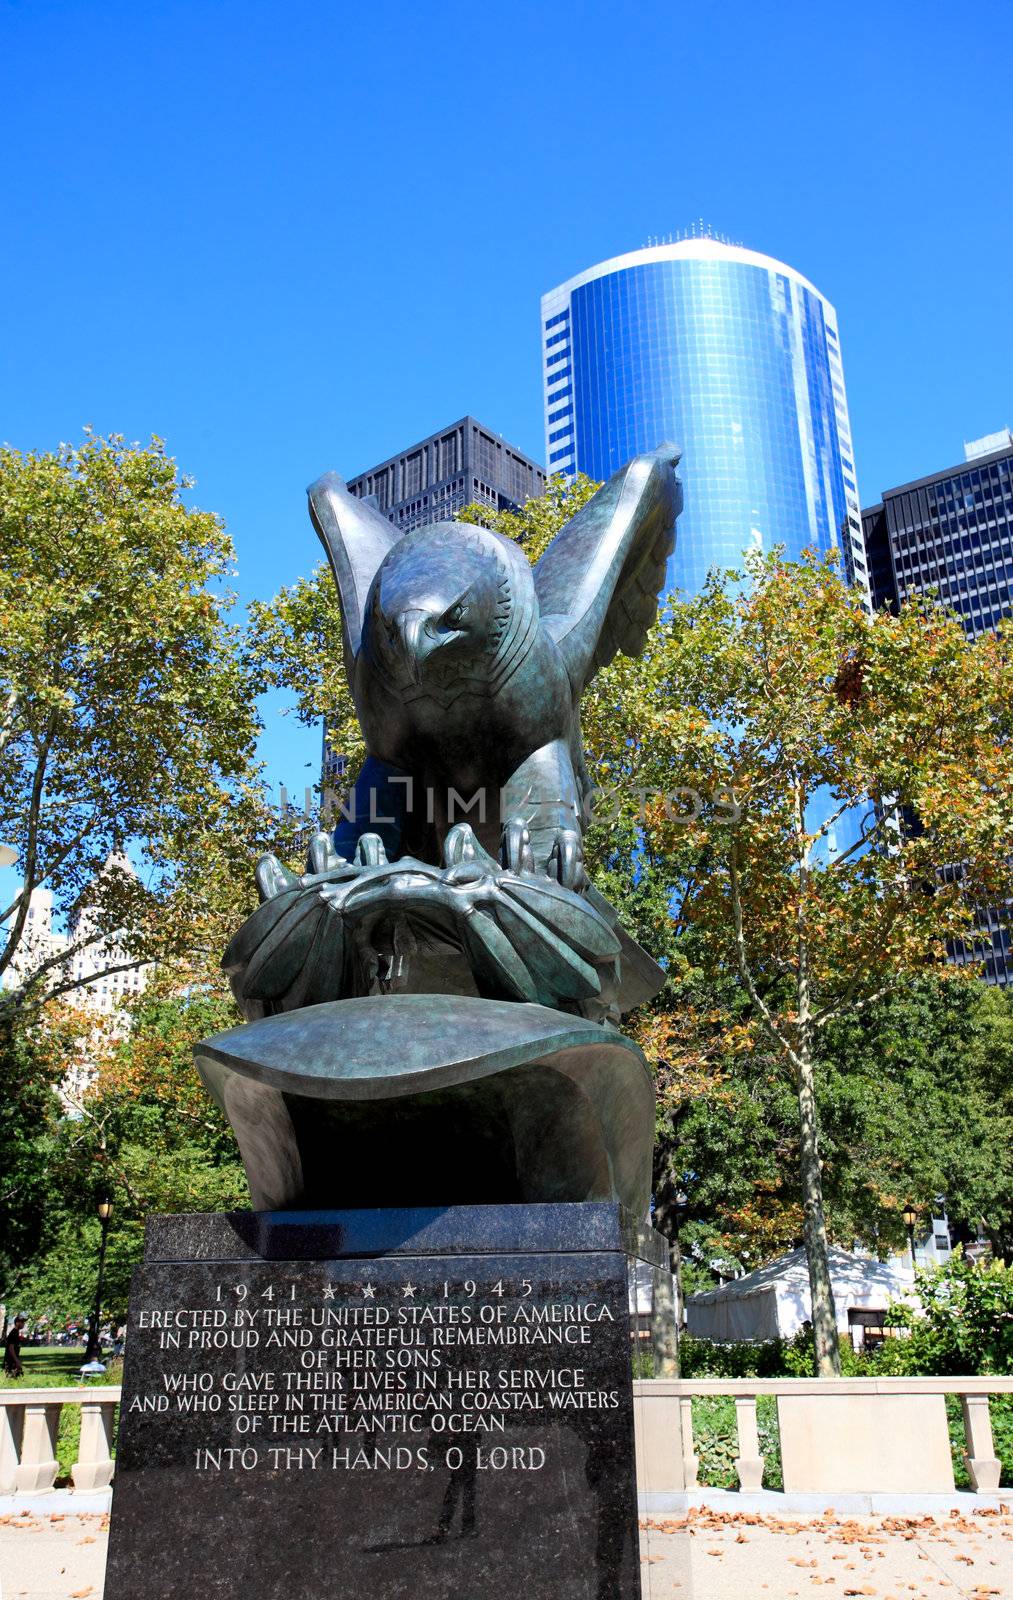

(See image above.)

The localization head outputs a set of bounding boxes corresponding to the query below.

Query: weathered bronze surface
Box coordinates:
[198,447,683,1214]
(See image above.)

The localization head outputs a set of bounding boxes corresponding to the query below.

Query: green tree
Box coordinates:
[643,554,1012,1371]
[0,431,263,1010]
[666,974,1013,1285]
[0,1015,65,1318]
[883,1251,1013,1377]
[6,991,248,1326]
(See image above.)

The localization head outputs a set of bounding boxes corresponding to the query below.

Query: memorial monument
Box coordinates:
[106,446,684,1599]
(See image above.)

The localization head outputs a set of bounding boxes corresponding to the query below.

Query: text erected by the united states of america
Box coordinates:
[127,1273,622,1474]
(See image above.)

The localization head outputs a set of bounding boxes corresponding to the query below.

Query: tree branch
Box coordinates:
[727,833,806,1077]
[0,685,19,763]
[58,1086,146,1212]
[809,899,907,1029]
[0,816,106,929]
[814,977,902,1028]
[827,805,897,873]
[0,915,151,1019]
[810,793,859,846]
[0,731,53,976]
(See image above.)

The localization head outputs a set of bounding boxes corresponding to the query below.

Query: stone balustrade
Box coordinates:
[0,1387,121,1494]
[634,1376,1013,1498]
[1,1379,1009,1500]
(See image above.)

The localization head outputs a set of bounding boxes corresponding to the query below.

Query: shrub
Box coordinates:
[883,1251,1013,1376]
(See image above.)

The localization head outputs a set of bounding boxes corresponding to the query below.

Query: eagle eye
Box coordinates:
[442,601,466,630]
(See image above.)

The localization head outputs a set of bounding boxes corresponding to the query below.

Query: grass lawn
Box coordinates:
[1,1344,119,1388]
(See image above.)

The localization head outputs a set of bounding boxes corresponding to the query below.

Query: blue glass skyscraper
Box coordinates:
[541,236,867,597]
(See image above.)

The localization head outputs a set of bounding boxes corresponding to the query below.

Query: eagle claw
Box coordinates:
[548,829,586,892]
[500,817,535,876]
[354,833,388,868]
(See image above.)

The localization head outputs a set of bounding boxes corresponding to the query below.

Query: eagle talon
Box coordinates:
[443,822,494,869]
[307,832,347,876]
[254,853,301,903]
[548,829,586,892]
[354,833,388,868]
[501,817,535,876]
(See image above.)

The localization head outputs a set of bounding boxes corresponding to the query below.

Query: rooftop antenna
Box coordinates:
[644,223,745,249]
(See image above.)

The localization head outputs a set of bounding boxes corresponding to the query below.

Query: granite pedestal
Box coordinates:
[106,1204,673,1600]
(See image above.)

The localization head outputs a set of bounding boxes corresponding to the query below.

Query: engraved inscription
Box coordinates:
[124,1264,623,1476]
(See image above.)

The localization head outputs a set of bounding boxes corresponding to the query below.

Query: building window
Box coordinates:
[439,434,458,479]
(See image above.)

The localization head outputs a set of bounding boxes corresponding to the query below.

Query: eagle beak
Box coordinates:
[395,610,436,684]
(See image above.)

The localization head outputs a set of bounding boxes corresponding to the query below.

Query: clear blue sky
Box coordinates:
[3,0,1012,796]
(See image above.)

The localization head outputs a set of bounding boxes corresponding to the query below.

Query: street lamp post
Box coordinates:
[84,1198,113,1363]
[672,1189,689,1329]
[903,1203,918,1278]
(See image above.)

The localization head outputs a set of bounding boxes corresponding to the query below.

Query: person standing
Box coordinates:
[3,1315,27,1378]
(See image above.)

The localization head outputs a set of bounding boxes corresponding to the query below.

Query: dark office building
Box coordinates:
[321,418,545,795]
[862,429,1013,636]
[862,429,1013,985]
[345,416,545,532]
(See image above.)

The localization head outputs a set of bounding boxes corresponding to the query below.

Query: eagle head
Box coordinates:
[361,523,537,705]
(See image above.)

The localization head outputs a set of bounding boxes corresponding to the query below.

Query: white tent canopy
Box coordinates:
[685,1246,912,1343]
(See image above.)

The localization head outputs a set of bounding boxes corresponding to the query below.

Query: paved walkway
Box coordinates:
[1,1506,1010,1599]
[0,1514,108,1600]
[641,1506,1013,1598]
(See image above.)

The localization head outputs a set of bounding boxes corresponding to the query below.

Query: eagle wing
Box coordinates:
[307,472,402,666]
[532,445,683,694]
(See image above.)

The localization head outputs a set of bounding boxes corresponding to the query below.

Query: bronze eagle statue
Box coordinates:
[230,446,683,1022]
[307,443,683,884]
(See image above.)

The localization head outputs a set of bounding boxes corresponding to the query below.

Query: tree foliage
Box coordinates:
[0,1015,66,1302]
[5,992,248,1325]
[0,432,264,1008]
[883,1251,1013,1376]
[671,975,1013,1275]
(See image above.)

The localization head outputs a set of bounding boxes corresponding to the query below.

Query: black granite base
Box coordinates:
[106,1204,674,1600]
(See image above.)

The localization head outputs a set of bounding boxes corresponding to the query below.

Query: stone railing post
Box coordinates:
[72,1397,118,1491]
[961,1395,1002,1492]
[733,1395,764,1490]
[13,1401,62,1492]
[0,1399,25,1493]
[633,1387,686,1494]
[679,1396,698,1489]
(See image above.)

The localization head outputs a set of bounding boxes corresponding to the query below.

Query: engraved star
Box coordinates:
[401,1282,417,1298]
[322,1283,337,1300]
[362,1283,376,1299]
